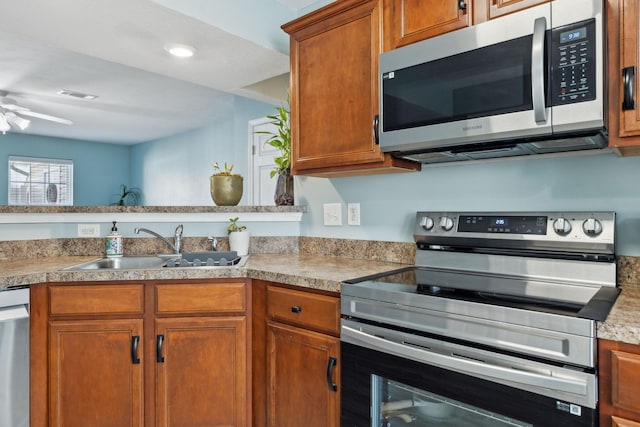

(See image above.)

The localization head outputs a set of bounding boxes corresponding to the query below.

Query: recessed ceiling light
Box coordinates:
[164,43,196,58]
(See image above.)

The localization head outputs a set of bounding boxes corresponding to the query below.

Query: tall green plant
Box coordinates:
[257,102,290,178]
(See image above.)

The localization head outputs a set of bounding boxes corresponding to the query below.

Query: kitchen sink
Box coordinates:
[62,252,246,271]
[63,255,172,271]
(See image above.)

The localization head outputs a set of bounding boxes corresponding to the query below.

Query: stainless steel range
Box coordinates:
[340,211,618,427]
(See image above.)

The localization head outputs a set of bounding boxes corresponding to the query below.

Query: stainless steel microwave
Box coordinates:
[379,0,607,164]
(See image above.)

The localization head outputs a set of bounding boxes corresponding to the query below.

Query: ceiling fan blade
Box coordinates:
[17,110,72,125]
[1,103,28,112]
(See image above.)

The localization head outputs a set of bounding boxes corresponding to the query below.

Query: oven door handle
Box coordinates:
[341,325,589,397]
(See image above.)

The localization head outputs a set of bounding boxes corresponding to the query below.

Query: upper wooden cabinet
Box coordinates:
[599,339,640,427]
[282,0,420,177]
[608,0,640,155]
[385,0,551,50]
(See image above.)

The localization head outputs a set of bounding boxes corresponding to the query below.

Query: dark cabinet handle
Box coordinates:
[131,335,140,364]
[623,66,636,111]
[156,334,165,363]
[291,305,302,313]
[373,115,380,145]
[458,1,467,10]
[326,356,338,392]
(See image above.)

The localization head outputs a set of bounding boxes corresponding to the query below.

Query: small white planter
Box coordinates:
[229,230,250,256]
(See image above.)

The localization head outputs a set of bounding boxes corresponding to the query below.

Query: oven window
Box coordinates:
[373,375,532,427]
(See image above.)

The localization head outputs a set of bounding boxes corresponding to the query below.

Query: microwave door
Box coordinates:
[379,4,553,152]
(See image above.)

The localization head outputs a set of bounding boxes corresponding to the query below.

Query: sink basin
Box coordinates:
[63,256,172,271]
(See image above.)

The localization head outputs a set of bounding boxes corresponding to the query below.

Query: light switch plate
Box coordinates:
[78,224,101,237]
[323,203,342,226]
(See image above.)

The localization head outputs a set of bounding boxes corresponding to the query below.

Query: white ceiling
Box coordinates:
[0,0,319,144]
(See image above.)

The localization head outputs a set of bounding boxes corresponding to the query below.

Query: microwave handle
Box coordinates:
[532,17,547,124]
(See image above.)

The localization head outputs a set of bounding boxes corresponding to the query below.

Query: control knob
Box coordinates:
[439,216,455,231]
[419,216,434,231]
[582,218,603,236]
[552,217,572,235]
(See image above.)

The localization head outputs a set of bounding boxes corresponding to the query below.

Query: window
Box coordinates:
[8,156,73,205]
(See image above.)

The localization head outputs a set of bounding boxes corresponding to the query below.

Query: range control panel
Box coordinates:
[414,211,615,253]
[550,18,597,105]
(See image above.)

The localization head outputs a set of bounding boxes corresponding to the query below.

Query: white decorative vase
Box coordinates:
[228,230,250,256]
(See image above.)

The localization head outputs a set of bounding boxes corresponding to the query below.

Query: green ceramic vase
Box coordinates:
[210,175,243,206]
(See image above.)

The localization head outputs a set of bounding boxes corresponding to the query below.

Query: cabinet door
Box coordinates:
[388,0,471,49]
[49,319,144,427]
[599,339,640,426]
[487,0,551,20]
[287,0,383,174]
[267,321,340,427]
[619,0,640,137]
[156,316,248,427]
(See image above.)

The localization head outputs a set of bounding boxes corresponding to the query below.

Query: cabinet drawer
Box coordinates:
[49,284,144,316]
[267,286,339,335]
[156,281,246,314]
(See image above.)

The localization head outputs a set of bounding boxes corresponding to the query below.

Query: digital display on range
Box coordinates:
[458,215,547,235]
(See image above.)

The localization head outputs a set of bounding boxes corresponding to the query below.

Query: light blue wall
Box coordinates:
[130,96,275,206]
[295,151,640,256]
[0,133,130,205]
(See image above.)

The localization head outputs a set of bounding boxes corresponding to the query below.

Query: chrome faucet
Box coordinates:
[207,236,218,252]
[134,224,183,254]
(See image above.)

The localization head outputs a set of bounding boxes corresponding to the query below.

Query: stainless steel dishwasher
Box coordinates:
[0,287,29,427]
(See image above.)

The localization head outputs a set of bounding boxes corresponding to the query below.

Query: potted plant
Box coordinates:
[256,101,293,206]
[227,217,250,256]
[112,184,141,206]
[210,162,243,206]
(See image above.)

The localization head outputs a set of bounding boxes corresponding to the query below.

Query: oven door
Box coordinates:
[341,321,597,427]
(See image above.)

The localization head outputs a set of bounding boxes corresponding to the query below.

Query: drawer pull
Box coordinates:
[131,336,140,364]
[156,334,165,363]
[327,356,338,392]
[291,305,302,314]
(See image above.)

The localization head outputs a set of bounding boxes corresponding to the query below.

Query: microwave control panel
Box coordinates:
[550,19,597,105]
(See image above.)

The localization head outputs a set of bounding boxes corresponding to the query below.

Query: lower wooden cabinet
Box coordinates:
[49,319,145,427]
[31,280,250,427]
[267,322,340,427]
[262,283,341,427]
[155,316,247,427]
[599,339,640,427]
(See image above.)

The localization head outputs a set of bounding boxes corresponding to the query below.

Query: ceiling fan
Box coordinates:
[0,90,72,134]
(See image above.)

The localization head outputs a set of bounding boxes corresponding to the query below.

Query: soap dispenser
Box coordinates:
[105,221,123,258]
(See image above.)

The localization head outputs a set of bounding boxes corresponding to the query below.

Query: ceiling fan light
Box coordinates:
[6,112,30,130]
[0,113,10,134]
[163,43,196,58]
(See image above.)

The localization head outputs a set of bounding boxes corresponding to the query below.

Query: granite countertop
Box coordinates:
[0,254,408,293]
[2,253,639,345]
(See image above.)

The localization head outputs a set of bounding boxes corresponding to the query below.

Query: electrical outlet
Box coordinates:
[347,203,360,226]
[78,224,101,237]
[323,203,342,226]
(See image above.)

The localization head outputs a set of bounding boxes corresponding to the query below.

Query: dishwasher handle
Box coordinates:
[0,305,29,322]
